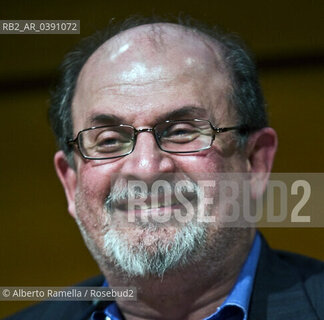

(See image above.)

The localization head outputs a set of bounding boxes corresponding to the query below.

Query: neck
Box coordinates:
[101,230,255,320]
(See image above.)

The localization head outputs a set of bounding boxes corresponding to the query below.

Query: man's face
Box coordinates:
[59,25,253,277]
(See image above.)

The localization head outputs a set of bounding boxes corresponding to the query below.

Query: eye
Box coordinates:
[161,124,200,143]
[95,131,131,152]
[97,137,119,146]
[168,128,193,136]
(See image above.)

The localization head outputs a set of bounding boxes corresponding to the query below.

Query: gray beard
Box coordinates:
[102,219,207,277]
[101,177,208,277]
[76,209,252,280]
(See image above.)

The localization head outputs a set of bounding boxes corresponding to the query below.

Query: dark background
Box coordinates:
[0,0,323,317]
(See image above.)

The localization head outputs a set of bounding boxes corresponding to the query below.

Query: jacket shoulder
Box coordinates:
[249,236,324,320]
[275,249,324,314]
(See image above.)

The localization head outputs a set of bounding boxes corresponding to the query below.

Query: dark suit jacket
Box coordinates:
[4,237,324,320]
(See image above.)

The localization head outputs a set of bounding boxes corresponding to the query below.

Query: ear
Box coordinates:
[54,151,77,219]
[245,127,278,199]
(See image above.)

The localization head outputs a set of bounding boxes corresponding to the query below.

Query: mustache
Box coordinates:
[104,178,200,213]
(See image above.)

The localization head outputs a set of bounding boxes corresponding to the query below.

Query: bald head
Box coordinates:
[77,23,228,99]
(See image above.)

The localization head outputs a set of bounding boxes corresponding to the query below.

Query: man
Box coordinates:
[6,16,324,320]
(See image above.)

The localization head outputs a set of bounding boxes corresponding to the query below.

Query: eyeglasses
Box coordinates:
[67,119,244,160]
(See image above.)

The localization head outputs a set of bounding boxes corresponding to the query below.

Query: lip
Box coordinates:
[125,203,185,218]
[114,192,197,215]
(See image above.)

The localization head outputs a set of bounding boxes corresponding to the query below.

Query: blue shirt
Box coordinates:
[91,232,261,320]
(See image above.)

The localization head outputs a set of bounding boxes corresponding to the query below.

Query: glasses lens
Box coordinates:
[79,125,134,159]
[155,120,213,152]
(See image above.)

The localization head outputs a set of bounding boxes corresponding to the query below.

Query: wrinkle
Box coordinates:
[95,78,172,91]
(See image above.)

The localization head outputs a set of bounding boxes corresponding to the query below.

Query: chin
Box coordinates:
[100,220,207,277]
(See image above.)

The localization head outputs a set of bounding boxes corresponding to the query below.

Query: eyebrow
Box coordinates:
[88,114,123,126]
[156,106,208,122]
[87,106,208,127]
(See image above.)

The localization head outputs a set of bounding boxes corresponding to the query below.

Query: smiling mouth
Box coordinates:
[114,192,197,214]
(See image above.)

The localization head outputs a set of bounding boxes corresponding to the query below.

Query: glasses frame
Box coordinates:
[67,119,243,160]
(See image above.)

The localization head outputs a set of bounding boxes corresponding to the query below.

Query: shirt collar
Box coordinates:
[205,231,261,320]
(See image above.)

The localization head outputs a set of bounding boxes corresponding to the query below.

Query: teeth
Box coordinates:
[143,202,176,209]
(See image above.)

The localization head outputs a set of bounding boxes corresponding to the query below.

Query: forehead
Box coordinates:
[72,24,232,130]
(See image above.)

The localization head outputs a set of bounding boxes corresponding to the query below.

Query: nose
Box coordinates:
[119,129,176,185]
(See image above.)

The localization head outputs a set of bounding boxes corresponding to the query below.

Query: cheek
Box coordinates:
[74,164,114,231]
[76,161,117,199]
[174,147,229,175]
